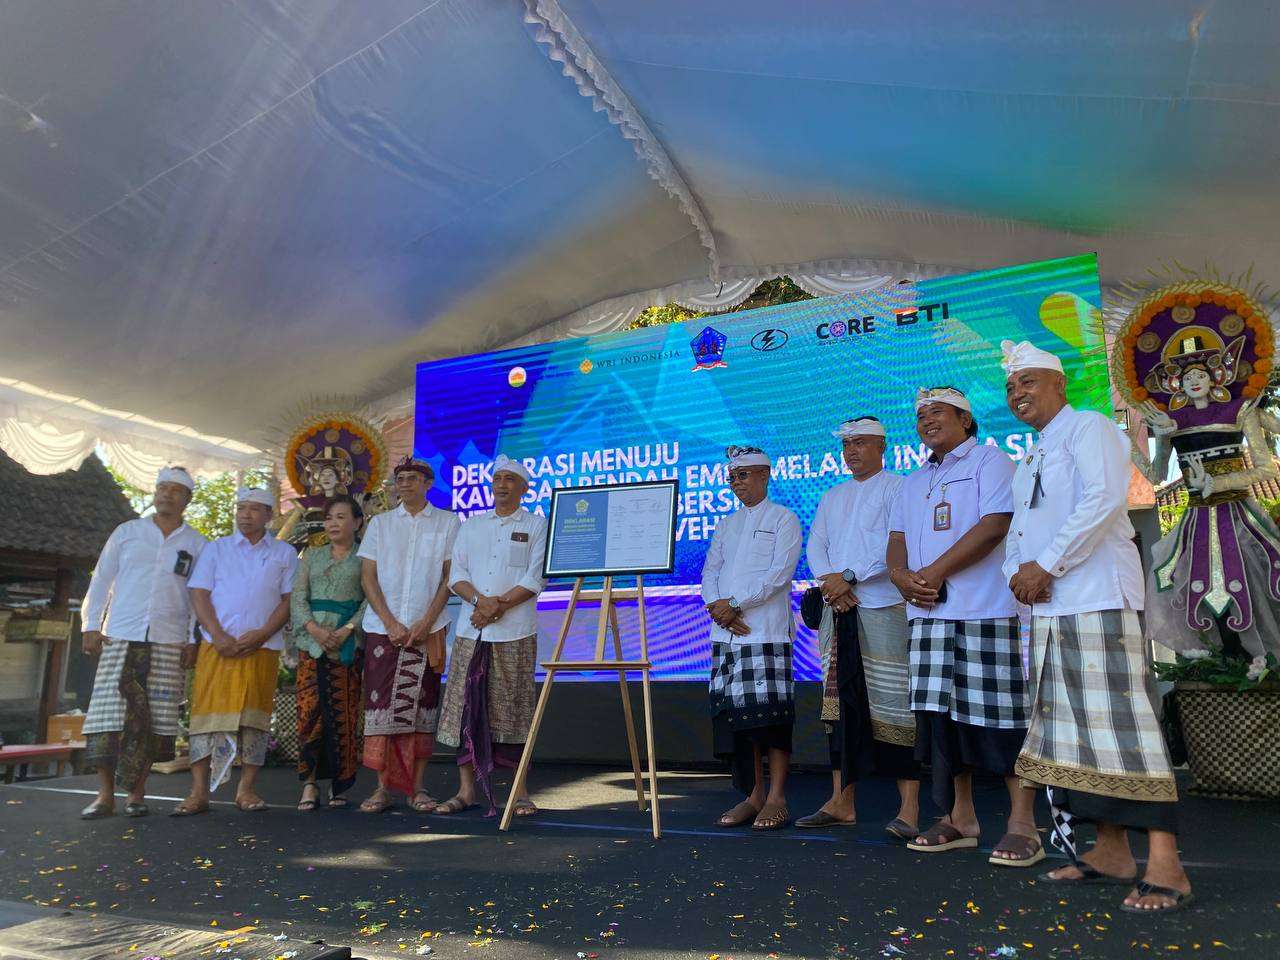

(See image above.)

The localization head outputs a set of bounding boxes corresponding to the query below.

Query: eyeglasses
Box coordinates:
[728,468,767,482]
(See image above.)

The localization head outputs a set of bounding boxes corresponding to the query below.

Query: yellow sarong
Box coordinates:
[189,644,280,735]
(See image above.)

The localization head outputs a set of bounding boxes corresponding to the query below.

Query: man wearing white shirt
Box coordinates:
[704,445,803,832]
[79,467,206,820]
[357,456,460,814]
[796,417,921,838]
[175,487,296,816]
[1002,340,1190,914]
[438,455,548,816]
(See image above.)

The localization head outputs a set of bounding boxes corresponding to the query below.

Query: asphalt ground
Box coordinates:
[0,763,1276,960]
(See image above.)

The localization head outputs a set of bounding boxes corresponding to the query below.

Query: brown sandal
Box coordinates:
[716,800,761,828]
[906,820,978,853]
[751,803,791,831]
[433,795,475,816]
[989,832,1045,867]
[410,791,438,813]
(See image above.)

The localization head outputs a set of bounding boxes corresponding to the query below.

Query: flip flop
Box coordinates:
[1121,881,1196,914]
[907,820,979,853]
[988,832,1046,868]
[433,795,475,816]
[327,794,349,809]
[716,800,761,828]
[410,791,438,813]
[169,801,211,817]
[751,803,791,831]
[123,802,150,818]
[235,797,269,813]
[795,810,856,829]
[884,818,918,842]
[79,801,114,820]
[360,790,394,814]
[513,799,539,817]
[1038,862,1137,886]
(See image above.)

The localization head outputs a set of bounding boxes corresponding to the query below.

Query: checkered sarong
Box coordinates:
[83,639,184,737]
[909,617,1028,729]
[708,640,795,731]
[1016,609,1176,803]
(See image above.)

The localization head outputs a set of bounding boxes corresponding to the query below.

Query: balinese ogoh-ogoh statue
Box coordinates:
[1113,277,1280,661]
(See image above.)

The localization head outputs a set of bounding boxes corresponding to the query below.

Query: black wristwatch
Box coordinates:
[841,568,857,584]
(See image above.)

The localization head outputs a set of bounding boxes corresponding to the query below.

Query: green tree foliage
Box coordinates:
[627,276,814,330]
[106,465,271,539]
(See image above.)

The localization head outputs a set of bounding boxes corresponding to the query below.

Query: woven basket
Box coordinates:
[1175,681,1280,800]
[269,686,300,765]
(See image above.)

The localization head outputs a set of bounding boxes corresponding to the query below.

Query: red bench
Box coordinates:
[0,742,85,783]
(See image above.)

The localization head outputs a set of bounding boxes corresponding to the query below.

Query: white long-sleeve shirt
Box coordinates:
[188,531,298,650]
[806,470,903,609]
[1003,405,1144,616]
[358,503,461,634]
[80,518,208,645]
[700,499,803,645]
[450,508,548,643]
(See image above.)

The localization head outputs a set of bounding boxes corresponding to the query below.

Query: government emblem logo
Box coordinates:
[579,358,593,374]
[508,366,527,388]
[690,326,728,371]
[575,499,589,514]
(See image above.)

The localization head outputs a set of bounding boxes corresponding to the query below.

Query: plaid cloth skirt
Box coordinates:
[909,616,1029,729]
[1016,609,1177,803]
[708,640,795,731]
[83,639,184,737]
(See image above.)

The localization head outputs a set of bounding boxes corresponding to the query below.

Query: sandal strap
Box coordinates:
[993,832,1041,856]
[918,821,964,845]
[1135,881,1184,900]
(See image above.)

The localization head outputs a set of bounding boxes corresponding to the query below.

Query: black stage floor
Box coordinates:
[0,763,1276,960]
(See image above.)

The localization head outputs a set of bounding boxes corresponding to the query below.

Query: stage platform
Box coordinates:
[0,763,1275,959]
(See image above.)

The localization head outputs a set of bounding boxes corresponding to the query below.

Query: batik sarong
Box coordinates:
[910,616,1029,810]
[708,640,795,794]
[1017,609,1178,852]
[296,650,363,796]
[438,634,538,811]
[83,640,182,789]
[188,644,280,789]
[361,632,441,796]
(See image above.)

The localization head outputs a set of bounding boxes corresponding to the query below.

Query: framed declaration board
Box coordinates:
[544,480,678,578]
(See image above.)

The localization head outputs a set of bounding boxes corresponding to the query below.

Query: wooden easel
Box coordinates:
[499,575,661,838]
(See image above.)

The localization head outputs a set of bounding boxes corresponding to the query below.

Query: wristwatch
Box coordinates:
[727,597,741,610]
[841,568,857,584]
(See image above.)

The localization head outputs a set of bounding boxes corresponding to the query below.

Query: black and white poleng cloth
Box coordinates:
[708,640,795,730]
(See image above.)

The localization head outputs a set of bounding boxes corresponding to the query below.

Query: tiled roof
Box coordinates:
[0,450,136,563]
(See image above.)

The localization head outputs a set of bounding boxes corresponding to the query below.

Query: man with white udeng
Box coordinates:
[177,487,296,815]
[798,417,920,838]
[703,445,803,832]
[437,455,548,817]
[1002,339,1190,913]
[79,467,206,819]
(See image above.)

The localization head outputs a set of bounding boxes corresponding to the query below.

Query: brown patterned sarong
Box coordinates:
[296,650,363,796]
[438,634,538,748]
[361,632,440,796]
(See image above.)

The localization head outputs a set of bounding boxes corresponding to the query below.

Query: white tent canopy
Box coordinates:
[1,1,1277,450]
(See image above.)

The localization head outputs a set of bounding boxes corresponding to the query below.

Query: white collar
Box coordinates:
[1037,404,1074,442]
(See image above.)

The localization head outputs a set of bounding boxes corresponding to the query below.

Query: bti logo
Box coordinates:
[750,328,789,352]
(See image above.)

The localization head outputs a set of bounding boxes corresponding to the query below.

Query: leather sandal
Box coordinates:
[988,831,1046,867]
[360,789,394,814]
[123,801,149,818]
[79,801,114,820]
[906,820,979,853]
[751,802,791,831]
[795,809,855,829]
[432,795,475,815]
[1039,862,1137,886]
[716,800,760,828]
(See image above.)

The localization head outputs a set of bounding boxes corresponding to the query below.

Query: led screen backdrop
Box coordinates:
[416,254,1109,680]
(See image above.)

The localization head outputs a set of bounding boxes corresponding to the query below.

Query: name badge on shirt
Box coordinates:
[511,532,529,543]
[174,550,194,577]
[933,500,952,531]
